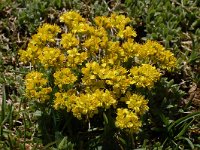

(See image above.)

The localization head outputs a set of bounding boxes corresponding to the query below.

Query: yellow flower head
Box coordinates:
[110,13,131,30]
[126,94,149,115]
[117,26,137,39]
[60,11,86,27]
[38,47,65,68]
[25,71,52,102]
[66,48,88,67]
[130,64,161,88]
[115,108,142,133]
[60,33,79,49]
[137,40,177,70]
[65,89,116,119]
[37,23,61,42]
[94,16,111,28]
[54,92,68,110]
[53,68,77,89]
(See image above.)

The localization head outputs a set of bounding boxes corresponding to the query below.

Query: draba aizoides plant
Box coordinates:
[18,11,177,145]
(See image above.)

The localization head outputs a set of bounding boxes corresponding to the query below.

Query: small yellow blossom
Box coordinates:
[110,13,131,30]
[53,68,77,88]
[60,11,86,26]
[122,39,140,61]
[60,33,79,49]
[54,92,68,110]
[126,94,149,115]
[37,23,61,42]
[117,26,137,39]
[18,43,41,64]
[94,89,117,109]
[115,108,142,133]
[137,40,177,70]
[66,93,101,119]
[65,89,116,119]
[157,50,177,70]
[94,16,111,28]
[81,62,100,85]
[25,71,52,102]
[71,22,92,34]
[66,48,88,67]
[83,36,101,53]
[130,64,161,88]
[38,47,65,68]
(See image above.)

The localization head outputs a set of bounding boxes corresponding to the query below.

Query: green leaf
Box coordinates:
[118,136,126,145]
[175,118,194,138]
[58,137,68,150]
[159,113,169,126]
[33,110,42,117]
[58,136,74,150]
[168,111,200,131]
[194,144,200,148]
[103,112,108,125]
[177,137,194,150]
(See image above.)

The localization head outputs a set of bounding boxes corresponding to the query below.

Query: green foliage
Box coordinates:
[125,0,200,48]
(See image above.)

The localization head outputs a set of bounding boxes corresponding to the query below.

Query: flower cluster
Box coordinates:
[115,108,142,133]
[53,89,116,119]
[38,47,65,69]
[53,68,77,88]
[18,23,62,66]
[19,11,177,133]
[133,40,177,70]
[130,64,161,89]
[126,93,149,116]
[65,89,116,119]
[25,71,52,102]
[116,92,149,132]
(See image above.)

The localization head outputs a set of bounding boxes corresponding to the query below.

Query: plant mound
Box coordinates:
[19,11,177,133]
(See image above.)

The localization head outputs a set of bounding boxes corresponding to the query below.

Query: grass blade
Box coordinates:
[175,118,194,139]
[0,84,6,140]
[168,111,200,131]
[178,137,194,149]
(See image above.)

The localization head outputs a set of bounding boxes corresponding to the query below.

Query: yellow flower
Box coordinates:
[54,92,69,110]
[25,71,52,102]
[115,108,142,133]
[38,47,65,68]
[157,50,177,70]
[81,62,100,85]
[110,13,131,30]
[93,89,117,109]
[126,94,149,115]
[122,39,140,60]
[83,36,101,53]
[65,89,116,119]
[53,68,77,88]
[94,16,111,28]
[38,23,61,35]
[60,33,79,49]
[117,26,137,39]
[66,93,101,119]
[60,11,85,23]
[130,64,161,88]
[137,40,177,70]
[102,66,131,93]
[71,22,92,34]
[18,42,42,64]
[66,48,88,67]
[37,23,61,42]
